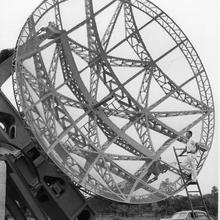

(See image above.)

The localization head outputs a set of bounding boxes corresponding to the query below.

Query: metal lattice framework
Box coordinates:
[13,0,214,204]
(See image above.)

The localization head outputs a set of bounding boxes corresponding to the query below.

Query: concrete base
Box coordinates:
[0,161,6,220]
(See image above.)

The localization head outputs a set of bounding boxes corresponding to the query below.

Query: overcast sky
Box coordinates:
[0,0,219,195]
[150,0,219,195]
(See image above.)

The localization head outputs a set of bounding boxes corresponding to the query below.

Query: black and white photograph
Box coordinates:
[0,0,218,219]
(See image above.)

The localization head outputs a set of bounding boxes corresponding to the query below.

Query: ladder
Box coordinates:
[173,147,211,220]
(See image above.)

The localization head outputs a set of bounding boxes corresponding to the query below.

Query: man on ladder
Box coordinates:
[179,130,199,183]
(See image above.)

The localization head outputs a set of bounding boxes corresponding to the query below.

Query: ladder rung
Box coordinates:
[174,148,185,151]
[188,191,199,193]
[187,182,198,185]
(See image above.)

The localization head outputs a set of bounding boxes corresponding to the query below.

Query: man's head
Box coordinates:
[185,130,192,139]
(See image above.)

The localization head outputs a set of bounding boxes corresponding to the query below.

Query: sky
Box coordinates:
[0,0,219,196]
[150,1,220,195]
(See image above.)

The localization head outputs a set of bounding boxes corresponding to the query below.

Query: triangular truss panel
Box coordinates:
[68,25,89,50]
[94,0,122,40]
[72,51,89,72]
[107,39,142,60]
[113,160,145,176]
[139,21,176,60]
[96,80,111,102]
[97,2,125,51]
[92,0,116,13]
[78,67,92,94]
[129,4,154,29]
[156,47,195,85]
[59,1,86,31]
[150,89,203,112]
[147,76,167,107]
[125,125,145,146]
[97,126,108,146]
[40,44,57,73]
[23,58,37,78]
[123,68,149,102]
[181,79,202,102]
[112,66,144,84]
[159,113,202,132]
[148,129,170,152]
[109,115,130,129]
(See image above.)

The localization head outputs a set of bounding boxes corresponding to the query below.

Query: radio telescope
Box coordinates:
[13,0,214,204]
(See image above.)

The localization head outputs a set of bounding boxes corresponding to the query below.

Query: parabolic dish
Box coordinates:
[13,0,214,203]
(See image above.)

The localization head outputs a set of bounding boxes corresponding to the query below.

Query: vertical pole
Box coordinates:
[0,160,6,220]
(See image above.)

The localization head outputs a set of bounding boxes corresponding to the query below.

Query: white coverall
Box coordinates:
[181,137,197,182]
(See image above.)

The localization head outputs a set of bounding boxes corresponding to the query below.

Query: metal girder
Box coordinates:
[58,36,89,105]
[137,67,152,106]
[101,1,123,51]
[107,55,145,67]
[67,0,117,35]
[28,16,57,144]
[150,110,204,118]
[134,116,152,151]
[14,63,51,142]
[124,2,151,62]
[53,0,63,30]
[47,103,99,154]
[56,92,86,109]
[85,0,102,153]
[48,45,60,87]
[97,62,141,112]
[94,114,153,157]
[104,153,150,161]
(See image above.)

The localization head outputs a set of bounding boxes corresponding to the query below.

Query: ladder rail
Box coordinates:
[196,181,211,219]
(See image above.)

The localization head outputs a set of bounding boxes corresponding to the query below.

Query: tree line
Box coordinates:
[89,186,218,218]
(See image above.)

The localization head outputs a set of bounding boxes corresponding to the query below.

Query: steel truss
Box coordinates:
[13,0,214,204]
